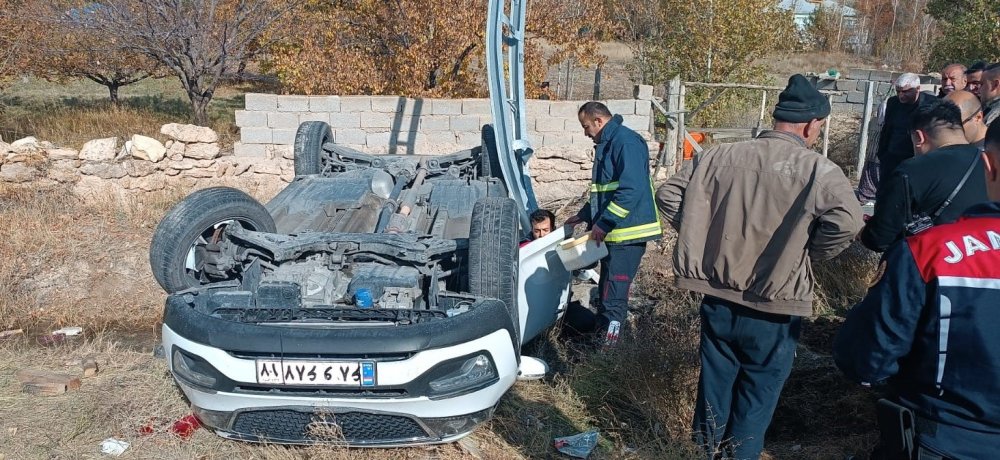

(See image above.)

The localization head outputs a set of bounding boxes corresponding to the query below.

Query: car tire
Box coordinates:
[479,125,507,186]
[468,196,520,348]
[149,187,276,294]
[293,121,333,176]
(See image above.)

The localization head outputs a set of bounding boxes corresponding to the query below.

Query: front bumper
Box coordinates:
[162,323,518,445]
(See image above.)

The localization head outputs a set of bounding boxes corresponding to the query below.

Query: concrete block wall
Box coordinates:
[809,69,940,115]
[234,94,655,159]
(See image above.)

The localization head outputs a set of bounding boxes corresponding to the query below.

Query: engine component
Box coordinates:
[379,287,422,309]
[263,258,348,307]
[347,264,421,302]
[256,282,301,309]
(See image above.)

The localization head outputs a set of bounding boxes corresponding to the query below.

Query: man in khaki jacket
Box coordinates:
[656,74,862,459]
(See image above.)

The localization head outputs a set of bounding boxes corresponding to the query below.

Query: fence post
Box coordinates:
[755,89,768,135]
[665,76,681,174]
[676,83,687,171]
[856,81,875,180]
[593,64,602,100]
[822,94,833,157]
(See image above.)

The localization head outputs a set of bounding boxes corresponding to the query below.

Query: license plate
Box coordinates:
[256,360,376,387]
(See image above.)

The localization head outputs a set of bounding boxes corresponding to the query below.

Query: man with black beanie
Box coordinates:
[656,74,862,458]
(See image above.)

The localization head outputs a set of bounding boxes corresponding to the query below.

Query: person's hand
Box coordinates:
[565,215,584,227]
[590,226,607,246]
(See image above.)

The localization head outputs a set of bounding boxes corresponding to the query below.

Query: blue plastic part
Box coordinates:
[355,288,374,309]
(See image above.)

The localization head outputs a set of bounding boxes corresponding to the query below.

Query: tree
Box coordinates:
[19,2,159,104]
[81,0,300,125]
[852,0,936,69]
[804,6,846,52]
[926,0,1000,70]
[610,0,794,127]
[0,1,30,93]
[613,0,794,84]
[264,0,611,98]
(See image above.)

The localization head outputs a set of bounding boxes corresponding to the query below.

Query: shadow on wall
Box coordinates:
[389,97,423,155]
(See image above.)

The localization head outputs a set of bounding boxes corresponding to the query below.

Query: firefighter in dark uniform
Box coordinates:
[833,119,1000,459]
[567,101,661,345]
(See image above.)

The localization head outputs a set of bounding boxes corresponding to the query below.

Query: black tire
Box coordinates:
[149,187,276,294]
[293,121,333,176]
[479,124,506,185]
[468,197,521,348]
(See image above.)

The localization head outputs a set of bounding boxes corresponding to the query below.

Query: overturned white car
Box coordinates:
[151,0,572,444]
[153,120,571,444]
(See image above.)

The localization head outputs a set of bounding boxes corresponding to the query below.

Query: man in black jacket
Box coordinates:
[876,73,937,180]
[861,99,988,252]
[834,119,1000,459]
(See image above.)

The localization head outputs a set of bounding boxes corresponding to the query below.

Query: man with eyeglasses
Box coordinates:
[965,60,987,97]
[980,63,1000,127]
[860,99,988,252]
[875,73,938,181]
[946,90,988,151]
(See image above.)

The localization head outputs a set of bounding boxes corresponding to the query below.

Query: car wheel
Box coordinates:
[468,196,520,348]
[479,125,507,187]
[293,121,333,176]
[149,187,276,294]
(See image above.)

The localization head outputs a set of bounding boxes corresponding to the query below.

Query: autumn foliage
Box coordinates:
[0,1,31,91]
[612,0,795,85]
[926,0,1000,70]
[264,0,611,99]
[19,2,160,104]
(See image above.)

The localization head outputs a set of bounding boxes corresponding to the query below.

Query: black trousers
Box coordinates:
[692,296,801,459]
[596,242,646,328]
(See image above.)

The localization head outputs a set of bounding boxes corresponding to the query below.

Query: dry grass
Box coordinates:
[0,332,507,459]
[0,181,884,459]
[0,183,178,333]
[0,181,282,335]
[812,241,881,316]
[760,51,883,83]
[0,76,247,149]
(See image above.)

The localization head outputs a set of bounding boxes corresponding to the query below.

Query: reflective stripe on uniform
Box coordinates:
[606,222,661,243]
[591,181,619,193]
[607,201,629,218]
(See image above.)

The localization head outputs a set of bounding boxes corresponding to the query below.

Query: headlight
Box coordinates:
[172,348,218,388]
[427,354,497,397]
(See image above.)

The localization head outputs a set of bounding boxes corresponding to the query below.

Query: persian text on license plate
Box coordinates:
[256,360,376,386]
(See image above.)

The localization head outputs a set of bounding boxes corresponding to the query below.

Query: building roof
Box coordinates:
[778,0,857,17]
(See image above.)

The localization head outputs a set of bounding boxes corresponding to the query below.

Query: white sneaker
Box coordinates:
[604,320,621,347]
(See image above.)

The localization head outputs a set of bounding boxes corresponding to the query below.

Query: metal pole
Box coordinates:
[563,58,573,101]
[856,81,875,180]
[593,64,602,100]
[756,90,768,135]
[822,94,833,158]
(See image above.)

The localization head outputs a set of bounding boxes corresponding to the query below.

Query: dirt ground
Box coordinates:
[0,177,883,460]
[0,42,888,459]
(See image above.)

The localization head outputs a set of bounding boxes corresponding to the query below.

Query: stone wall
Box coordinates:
[2,91,662,204]
[233,91,660,201]
[809,69,941,115]
[0,124,293,198]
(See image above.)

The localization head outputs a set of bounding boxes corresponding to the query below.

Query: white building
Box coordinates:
[778,0,858,30]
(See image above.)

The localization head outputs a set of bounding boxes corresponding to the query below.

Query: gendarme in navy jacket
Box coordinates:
[576,114,661,244]
[834,203,1000,457]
